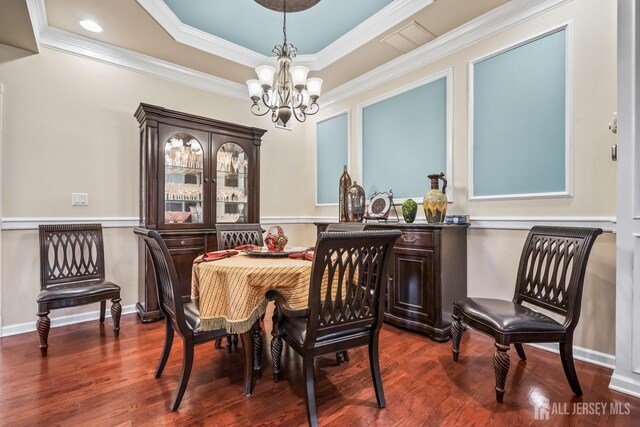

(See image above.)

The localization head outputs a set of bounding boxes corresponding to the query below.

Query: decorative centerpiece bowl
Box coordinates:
[165,211,191,223]
[265,226,288,252]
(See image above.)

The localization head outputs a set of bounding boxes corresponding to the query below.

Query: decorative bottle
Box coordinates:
[423,172,448,223]
[346,181,366,222]
[338,165,352,222]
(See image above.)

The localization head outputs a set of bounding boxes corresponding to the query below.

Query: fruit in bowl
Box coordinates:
[264,226,288,252]
[165,211,191,223]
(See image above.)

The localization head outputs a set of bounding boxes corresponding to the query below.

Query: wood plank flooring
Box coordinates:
[0,308,638,426]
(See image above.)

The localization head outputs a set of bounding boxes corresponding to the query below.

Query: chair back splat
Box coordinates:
[514,226,602,329]
[306,230,394,344]
[134,228,186,334]
[40,224,105,288]
[216,223,264,249]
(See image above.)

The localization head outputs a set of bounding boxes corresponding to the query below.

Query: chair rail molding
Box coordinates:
[1,217,139,230]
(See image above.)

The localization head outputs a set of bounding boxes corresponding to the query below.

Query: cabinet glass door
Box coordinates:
[163,133,204,225]
[216,142,248,223]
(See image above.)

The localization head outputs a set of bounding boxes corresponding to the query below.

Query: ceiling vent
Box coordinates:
[382,21,436,53]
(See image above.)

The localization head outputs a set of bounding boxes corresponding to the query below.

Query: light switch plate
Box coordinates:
[72,193,89,206]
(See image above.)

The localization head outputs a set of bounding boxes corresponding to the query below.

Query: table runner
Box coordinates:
[191,253,313,333]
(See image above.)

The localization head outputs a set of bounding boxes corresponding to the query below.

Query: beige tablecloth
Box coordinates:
[191,253,313,333]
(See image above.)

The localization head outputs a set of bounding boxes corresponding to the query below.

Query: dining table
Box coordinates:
[191,247,314,396]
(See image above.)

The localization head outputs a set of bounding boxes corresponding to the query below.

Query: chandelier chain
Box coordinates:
[283,0,287,45]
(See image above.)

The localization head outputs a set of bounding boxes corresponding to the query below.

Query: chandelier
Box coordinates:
[247,0,322,126]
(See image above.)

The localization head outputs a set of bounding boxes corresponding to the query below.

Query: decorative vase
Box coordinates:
[423,172,448,223]
[346,181,365,222]
[265,226,288,252]
[338,165,351,222]
[401,199,417,223]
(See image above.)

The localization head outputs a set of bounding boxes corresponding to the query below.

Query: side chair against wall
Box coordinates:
[215,223,264,352]
[36,224,121,356]
[451,226,603,403]
[267,229,401,427]
[134,228,234,411]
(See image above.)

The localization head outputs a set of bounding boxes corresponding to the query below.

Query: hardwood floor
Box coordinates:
[1,308,638,426]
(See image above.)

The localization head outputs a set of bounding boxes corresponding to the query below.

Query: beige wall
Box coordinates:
[0,45,316,327]
[307,0,617,354]
[0,0,618,358]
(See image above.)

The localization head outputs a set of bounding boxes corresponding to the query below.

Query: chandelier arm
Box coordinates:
[291,107,307,123]
[251,103,272,117]
[302,102,320,116]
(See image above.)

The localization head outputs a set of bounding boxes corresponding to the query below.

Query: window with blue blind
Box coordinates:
[316,112,349,205]
[362,74,449,200]
[471,28,568,198]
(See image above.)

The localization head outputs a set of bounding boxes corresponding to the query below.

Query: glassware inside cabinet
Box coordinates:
[216,142,248,223]
[164,133,204,224]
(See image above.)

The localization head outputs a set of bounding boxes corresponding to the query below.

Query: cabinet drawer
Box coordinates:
[163,237,205,248]
[396,231,434,248]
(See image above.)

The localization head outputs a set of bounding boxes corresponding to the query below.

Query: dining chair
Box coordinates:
[215,223,264,352]
[36,224,121,356]
[451,226,602,402]
[267,229,401,427]
[134,228,234,411]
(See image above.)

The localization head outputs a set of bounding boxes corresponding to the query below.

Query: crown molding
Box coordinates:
[322,0,572,106]
[39,26,247,100]
[135,0,269,69]
[26,0,247,100]
[135,0,433,71]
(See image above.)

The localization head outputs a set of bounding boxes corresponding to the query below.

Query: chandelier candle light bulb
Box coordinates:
[247,0,322,125]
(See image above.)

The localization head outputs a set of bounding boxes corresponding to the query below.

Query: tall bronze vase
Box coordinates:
[338,165,351,222]
[346,181,365,222]
[423,172,448,223]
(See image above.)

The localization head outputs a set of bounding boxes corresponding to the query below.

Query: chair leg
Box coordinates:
[215,338,223,349]
[303,353,319,427]
[493,343,511,403]
[560,339,582,396]
[253,322,263,377]
[156,321,175,378]
[226,336,232,353]
[514,343,527,361]
[233,333,239,350]
[336,350,350,365]
[451,315,465,361]
[99,300,106,323]
[170,340,194,411]
[111,298,122,337]
[36,310,51,357]
[271,333,283,382]
[369,334,386,408]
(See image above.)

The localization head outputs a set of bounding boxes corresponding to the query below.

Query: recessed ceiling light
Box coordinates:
[79,20,103,33]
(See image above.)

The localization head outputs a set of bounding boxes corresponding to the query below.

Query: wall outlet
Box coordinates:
[71,193,89,206]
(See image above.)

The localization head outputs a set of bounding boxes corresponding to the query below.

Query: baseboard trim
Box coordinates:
[0,304,136,337]
[609,373,640,399]
[526,342,615,369]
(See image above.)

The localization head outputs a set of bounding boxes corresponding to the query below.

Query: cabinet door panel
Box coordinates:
[390,247,435,325]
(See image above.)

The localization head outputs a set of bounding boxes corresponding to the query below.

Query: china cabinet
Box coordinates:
[315,222,468,341]
[135,103,266,322]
